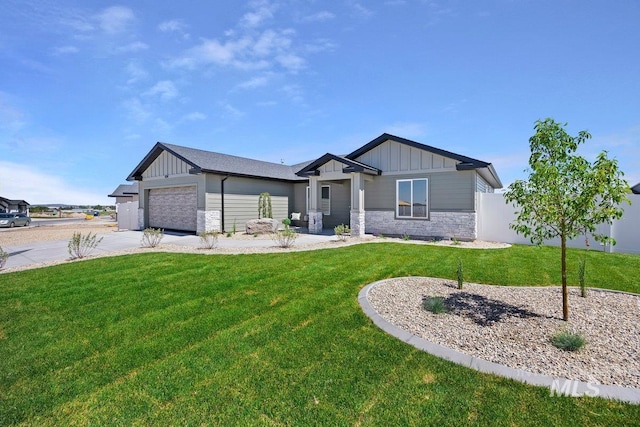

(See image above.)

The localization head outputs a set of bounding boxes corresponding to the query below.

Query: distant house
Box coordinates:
[123,133,502,239]
[0,197,30,214]
[108,182,139,204]
[632,182,640,194]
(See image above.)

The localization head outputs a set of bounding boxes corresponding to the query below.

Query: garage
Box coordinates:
[148,186,197,232]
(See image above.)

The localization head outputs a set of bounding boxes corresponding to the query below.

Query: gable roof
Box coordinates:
[108,182,139,198]
[632,182,640,194]
[345,133,502,188]
[127,142,309,182]
[296,153,381,177]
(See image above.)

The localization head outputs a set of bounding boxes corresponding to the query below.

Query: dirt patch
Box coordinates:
[0,220,118,247]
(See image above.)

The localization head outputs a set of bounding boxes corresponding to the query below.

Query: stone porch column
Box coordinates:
[308,176,323,234]
[350,172,365,237]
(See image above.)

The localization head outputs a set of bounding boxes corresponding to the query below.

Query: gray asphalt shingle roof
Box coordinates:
[127,143,310,182]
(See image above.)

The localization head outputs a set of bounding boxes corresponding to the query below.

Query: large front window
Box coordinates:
[396,179,428,218]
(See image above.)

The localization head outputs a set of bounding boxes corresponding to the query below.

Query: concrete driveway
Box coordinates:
[1,229,342,271]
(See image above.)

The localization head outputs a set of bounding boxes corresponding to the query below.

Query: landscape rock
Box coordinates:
[245,218,279,234]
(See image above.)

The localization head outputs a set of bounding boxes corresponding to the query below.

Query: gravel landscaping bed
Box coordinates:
[367,277,640,389]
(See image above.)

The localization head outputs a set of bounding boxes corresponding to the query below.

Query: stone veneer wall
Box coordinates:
[197,210,221,234]
[308,211,323,234]
[138,208,145,230]
[350,210,366,237]
[365,211,477,240]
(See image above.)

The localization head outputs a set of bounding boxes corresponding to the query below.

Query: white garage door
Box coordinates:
[148,186,197,232]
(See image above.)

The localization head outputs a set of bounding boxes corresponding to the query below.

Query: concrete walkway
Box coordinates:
[2,229,339,270]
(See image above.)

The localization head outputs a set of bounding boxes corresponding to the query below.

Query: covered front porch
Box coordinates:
[296,154,380,237]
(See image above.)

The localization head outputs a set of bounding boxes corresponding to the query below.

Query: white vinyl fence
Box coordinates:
[477,193,640,254]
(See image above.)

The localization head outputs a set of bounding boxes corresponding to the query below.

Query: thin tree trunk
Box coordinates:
[561,233,569,321]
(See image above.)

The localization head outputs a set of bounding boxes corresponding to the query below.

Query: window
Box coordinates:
[396,179,428,218]
[321,185,331,215]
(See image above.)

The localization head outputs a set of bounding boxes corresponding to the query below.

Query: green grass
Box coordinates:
[1,243,640,426]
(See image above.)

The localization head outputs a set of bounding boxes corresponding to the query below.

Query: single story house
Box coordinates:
[108,182,140,204]
[125,133,502,240]
[0,197,30,214]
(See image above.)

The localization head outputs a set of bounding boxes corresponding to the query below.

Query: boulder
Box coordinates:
[245,218,279,234]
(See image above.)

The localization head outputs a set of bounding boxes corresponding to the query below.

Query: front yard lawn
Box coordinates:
[1,243,639,425]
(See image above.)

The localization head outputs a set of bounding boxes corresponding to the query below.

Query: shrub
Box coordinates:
[199,231,219,249]
[422,296,447,314]
[68,232,103,259]
[272,228,297,248]
[452,236,461,245]
[141,227,164,248]
[0,246,8,270]
[334,224,351,241]
[551,331,586,352]
[456,259,463,289]
[282,218,291,229]
[579,258,587,298]
[402,232,410,241]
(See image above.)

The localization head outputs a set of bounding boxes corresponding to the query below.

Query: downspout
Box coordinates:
[221,176,229,233]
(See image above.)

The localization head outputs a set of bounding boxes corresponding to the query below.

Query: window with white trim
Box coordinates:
[321,185,331,215]
[396,179,428,218]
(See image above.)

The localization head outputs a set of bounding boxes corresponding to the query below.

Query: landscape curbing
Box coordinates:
[358,279,640,405]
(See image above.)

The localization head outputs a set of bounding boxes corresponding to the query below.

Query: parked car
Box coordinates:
[0,213,31,227]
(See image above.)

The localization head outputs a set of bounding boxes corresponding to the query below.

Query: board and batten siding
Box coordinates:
[206,193,289,232]
[364,171,476,212]
[354,140,457,173]
[142,151,192,178]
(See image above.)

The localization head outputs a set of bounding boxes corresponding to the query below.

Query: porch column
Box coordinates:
[350,172,366,237]
[308,175,323,234]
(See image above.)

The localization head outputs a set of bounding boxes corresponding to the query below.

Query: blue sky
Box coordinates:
[1,0,639,205]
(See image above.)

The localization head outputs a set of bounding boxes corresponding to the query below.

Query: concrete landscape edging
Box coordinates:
[358,279,640,405]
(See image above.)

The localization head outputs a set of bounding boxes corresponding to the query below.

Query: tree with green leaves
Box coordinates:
[504,118,629,321]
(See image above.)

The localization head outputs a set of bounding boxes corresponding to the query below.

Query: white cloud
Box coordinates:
[159,19,186,32]
[94,6,135,34]
[115,41,149,54]
[52,45,79,55]
[240,0,277,28]
[122,97,151,122]
[221,103,244,119]
[125,61,149,85]
[0,161,109,205]
[300,11,335,23]
[276,53,305,72]
[179,112,207,124]
[144,81,179,101]
[349,2,374,18]
[236,75,271,90]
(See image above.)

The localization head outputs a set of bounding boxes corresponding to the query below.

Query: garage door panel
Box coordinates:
[149,186,197,231]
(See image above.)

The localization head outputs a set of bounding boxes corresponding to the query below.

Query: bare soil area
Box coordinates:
[0,220,117,247]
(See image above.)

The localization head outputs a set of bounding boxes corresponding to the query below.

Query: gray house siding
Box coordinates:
[364,170,476,213]
[321,181,351,229]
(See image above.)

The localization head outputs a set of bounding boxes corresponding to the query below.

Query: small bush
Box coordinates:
[452,236,461,245]
[68,232,103,259]
[422,296,447,314]
[334,224,351,241]
[0,246,8,270]
[141,227,164,248]
[199,231,219,249]
[272,228,297,248]
[402,232,410,241]
[456,259,463,289]
[551,331,586,352]
[579,258,587,298]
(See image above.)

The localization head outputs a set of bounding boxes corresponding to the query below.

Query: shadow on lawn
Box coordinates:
[443,292,551,326]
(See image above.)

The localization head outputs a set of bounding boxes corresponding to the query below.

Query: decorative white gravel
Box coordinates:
[367,277,640,388]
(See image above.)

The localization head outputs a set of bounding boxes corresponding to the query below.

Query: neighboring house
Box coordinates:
[632,182,640,194]
[108,182,140,204]
[125,133,502,239]
[0,197,30,214]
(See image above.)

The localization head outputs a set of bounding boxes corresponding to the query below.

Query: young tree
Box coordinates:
[504,118,629,321]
